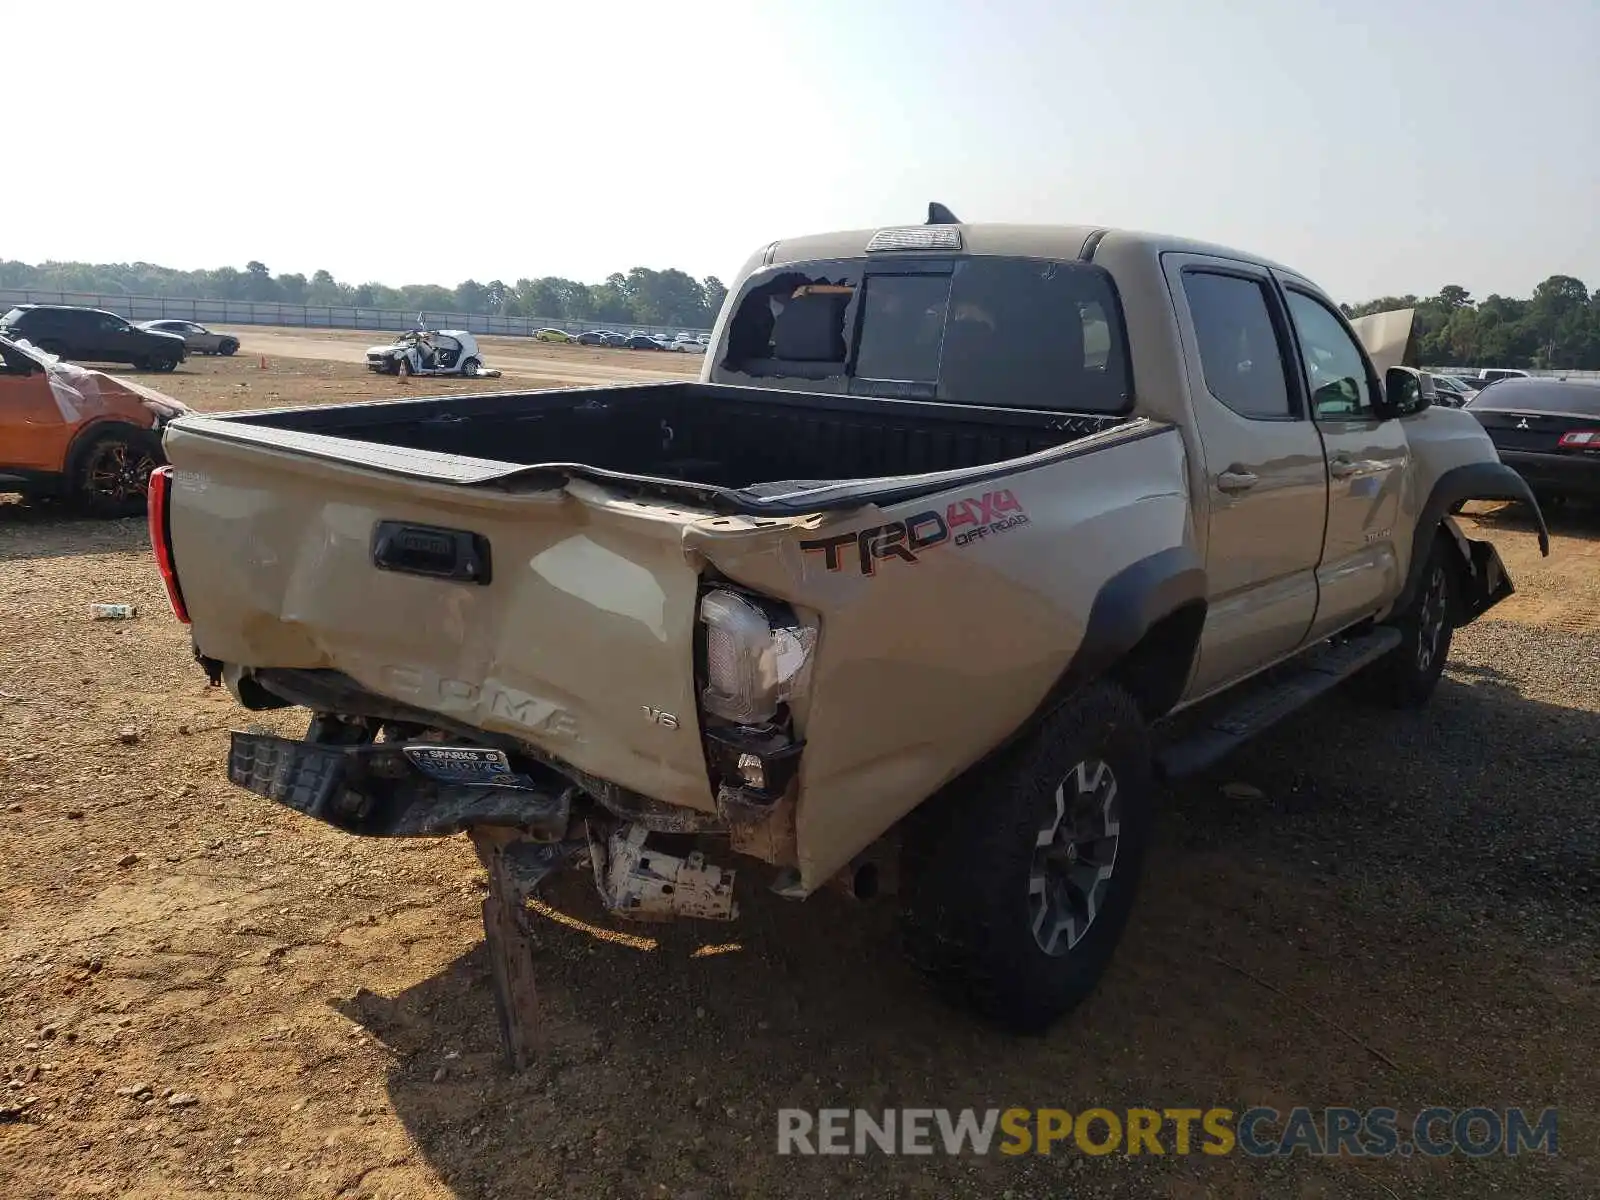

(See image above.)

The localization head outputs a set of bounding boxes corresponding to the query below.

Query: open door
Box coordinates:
[1347,307,1418,375]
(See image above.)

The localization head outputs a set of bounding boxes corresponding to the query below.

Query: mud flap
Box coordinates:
[1456,534,1517,626]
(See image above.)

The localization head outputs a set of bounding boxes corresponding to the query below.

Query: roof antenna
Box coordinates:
[926,202,962,225]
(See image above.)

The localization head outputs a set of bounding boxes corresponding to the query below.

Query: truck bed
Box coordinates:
[183,381,1129,514]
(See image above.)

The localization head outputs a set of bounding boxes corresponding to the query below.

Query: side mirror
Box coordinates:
[1376,367,1431,419]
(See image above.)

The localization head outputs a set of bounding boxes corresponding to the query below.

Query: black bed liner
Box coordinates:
[173,381,1156,516]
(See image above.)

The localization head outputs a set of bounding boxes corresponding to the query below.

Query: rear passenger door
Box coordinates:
[1163,254,1330,699]
[88,312,129,362]
[1274,279,1410,639]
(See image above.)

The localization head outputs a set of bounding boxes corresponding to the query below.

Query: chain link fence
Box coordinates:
[0,289,711,342]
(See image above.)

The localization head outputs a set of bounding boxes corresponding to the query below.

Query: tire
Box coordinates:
[219,339,239,356]
[1364,533,1457,708]
[461,356,481,377]
[899,681,1155,1033]
[71,428,163,518]
[157,357,179,373]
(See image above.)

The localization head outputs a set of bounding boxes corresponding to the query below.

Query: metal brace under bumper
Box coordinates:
[587,822,739,922]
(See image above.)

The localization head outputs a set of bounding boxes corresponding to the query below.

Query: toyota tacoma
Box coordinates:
[145,205,1547,1053]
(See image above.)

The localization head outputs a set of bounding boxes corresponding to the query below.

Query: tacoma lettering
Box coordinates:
[377,666,578,739]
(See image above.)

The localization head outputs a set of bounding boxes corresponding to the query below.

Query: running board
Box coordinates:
[1155,627,1402,781]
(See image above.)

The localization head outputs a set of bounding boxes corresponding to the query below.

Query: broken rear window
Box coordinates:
[719,256,1131,414]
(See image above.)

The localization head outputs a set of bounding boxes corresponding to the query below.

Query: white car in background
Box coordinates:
[364,330,501,378]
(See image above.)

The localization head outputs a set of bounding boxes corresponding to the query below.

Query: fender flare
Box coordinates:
[1394,462,1549,616]
[1034,545,1209,725]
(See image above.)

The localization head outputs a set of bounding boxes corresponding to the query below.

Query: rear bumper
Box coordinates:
[214,665,729,836]
[1497,449,1600,497]
[227,728,576,839]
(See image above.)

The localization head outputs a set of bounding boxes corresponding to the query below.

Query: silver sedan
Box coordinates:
[137,320,241,356]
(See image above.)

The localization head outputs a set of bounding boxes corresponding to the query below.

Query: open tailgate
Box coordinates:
[163,422,730,811]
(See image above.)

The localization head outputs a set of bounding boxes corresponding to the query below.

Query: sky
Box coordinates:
[8,0,1598,304]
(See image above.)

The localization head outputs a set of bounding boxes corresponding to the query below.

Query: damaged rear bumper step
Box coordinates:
[228,730,741,923]
[227,730,575,839]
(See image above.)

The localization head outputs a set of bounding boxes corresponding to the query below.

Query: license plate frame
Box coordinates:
[402,745,531,788]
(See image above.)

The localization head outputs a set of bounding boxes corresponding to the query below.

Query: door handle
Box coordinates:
[1329,456,1393,480]
[1216,469,1259,494]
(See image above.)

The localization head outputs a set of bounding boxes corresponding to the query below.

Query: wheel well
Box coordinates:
[1105,602,1207,721]
[64,421,156,488]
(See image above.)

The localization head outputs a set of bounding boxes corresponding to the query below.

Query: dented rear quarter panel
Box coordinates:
[692,423,1193,888]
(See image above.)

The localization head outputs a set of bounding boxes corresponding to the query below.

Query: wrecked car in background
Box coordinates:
[1,334,189,516]
[146,206,1547,1059]
[364,329,501,379]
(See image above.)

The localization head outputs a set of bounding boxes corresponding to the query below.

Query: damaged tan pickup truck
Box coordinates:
[148,206,1548,1052]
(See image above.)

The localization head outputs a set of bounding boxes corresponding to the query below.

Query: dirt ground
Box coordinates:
[2,362,1598,1198]
[122,334,696,416]
[213,327,703,390]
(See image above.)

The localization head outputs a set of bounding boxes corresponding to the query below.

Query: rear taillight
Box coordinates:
[146,465,190,624]
[1558,430,1600,449]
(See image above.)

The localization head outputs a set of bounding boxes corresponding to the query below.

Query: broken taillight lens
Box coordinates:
[146,465,190,624]
[1557,429,1600,449]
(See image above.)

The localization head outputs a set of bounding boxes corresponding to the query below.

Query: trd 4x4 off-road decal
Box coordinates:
[801,489,1030,576]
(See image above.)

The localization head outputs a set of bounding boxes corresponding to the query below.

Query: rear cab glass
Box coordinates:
[713,255,1131,414]
[1468,381,1600,415]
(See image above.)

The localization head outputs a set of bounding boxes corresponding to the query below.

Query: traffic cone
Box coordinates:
[258,354,268,370]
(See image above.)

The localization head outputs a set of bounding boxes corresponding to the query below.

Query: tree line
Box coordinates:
[0,259,730,331]
[1342,275,1600,370]
[6,257,1599,364]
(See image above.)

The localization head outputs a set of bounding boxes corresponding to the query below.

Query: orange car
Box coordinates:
[1,334,190,516]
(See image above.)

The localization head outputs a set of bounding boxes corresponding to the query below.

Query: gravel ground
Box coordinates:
[1,379,1597,1197]
[1180,617,1600,943]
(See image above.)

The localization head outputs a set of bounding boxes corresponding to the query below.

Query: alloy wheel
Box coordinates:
[84,441,158,507]
[1416,565,1448,673]
[1028,759,1122,956]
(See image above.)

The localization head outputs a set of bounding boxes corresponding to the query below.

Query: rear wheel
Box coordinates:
[899,682,1154,1033]
[218,339,239,356]
[461,356,481,377]
[73,429,162,517]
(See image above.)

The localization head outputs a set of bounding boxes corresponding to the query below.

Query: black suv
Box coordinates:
[0,305,187,372]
